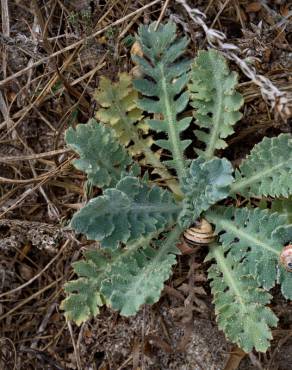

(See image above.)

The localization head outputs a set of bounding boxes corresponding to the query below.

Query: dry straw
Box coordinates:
[176,0,291,120]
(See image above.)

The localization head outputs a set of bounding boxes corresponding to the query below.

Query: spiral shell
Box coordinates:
[280,244,292,272]
[184,218,215,246]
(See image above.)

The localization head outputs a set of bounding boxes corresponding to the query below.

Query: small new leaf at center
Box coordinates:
[179,157,234,228]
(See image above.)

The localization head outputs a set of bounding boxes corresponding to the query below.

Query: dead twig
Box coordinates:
[1,0,10,78]
[0,239,70,299]
[67,320,82,370]
[155,0,171,30]
[0,279,61,322]
[0,0,161,88]
[176,0,291,120]
[0,156,73,217]
[0,148,70,163]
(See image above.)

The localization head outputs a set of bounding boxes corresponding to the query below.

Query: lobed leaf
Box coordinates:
[231,134,292,197]
[101,227,181,315]
[62,23,291,350]
[70,176,180,248]
[61,229,181,323]
[61,289,103,326]
[95,72,182,196]
[189,49,243,158]
[271,198,292,224]
[65,119,132,188]
[208,246,278,353]
[133,22,191,180]
[206,206,292,297]
[271,224,292,299]
[179,157,234,227]
[95,73,150,155]
[60,248,112,324]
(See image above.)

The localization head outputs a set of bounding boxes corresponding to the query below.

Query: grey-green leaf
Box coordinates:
[206,206,292,294]
[189,50,243,158]
[209,246,278,353]
[272,224,292,299]
[133,21,191,180]
[271,198,292,223]
[101,227,181,315]
[231,134,292,197]
[61,230,181,323]
[65,119,132,188]
[179,157,234,227]
[61,278,103,325]
[70,176,180,248]
[60,248,111,324]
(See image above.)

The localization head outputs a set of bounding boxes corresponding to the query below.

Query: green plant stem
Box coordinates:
[212,245,245,307]
[130,203,182,214]
[100,237,152,284]
[156,224,182,258]
[117,108,183,198]
[206,208,280,256]
[160,64,186,181]
[230,163,284,195]
[140,142,183,198]
[204,58,223,159]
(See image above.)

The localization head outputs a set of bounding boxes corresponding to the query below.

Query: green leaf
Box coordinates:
[189,50,243,158]
[271,198,292,223]
[95,72,182,197]
[61,244,138,325]
[271,224,292,299]
[209,246,278,353]
[101,227,181,315]
[70,176,180,248]
[133,22,191,180]
[278,269,292,300]
[61,229,181,323]
[61,279,103,325]
[95,73,148,155]
[60,248,111,324]
[179,157,234,227]
[231,134,292,197]
[206,206,292,294]
[65,119,132,188]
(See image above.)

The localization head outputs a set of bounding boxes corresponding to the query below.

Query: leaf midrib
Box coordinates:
[205,54,224,159]
[209,212,280,256]
[230,162,285,194]
[130,203,181,214]
[117,104,183,197]
[117,226,181,313]
[212,246,245,307]
[160,63,186,181]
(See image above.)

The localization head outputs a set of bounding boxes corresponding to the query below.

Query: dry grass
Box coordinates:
[0,1,291,369]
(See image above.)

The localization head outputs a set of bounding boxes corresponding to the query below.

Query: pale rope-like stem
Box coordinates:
[176,0,290,120]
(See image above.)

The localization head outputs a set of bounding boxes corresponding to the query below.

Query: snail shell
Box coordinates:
[280,244,292,272]
[184,218,215,246]
[177,218,215,255]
